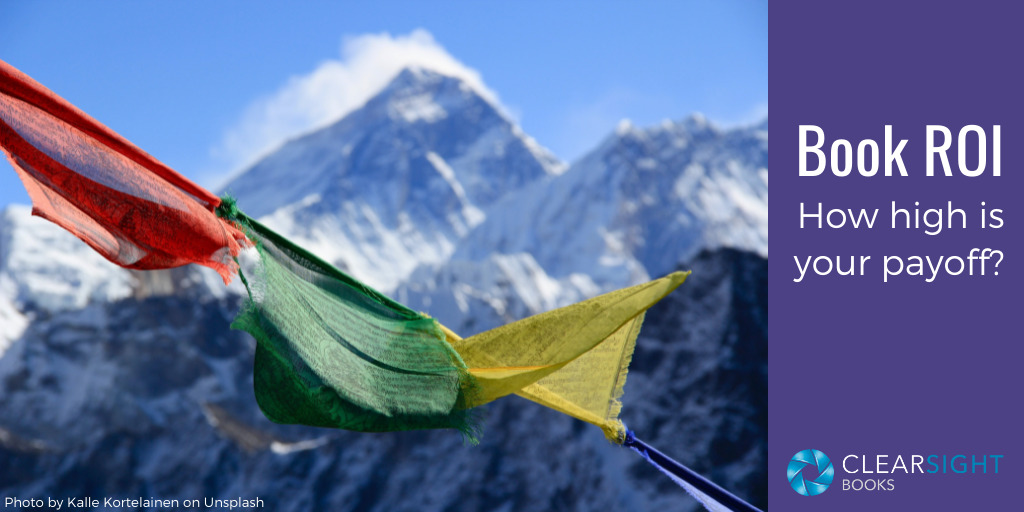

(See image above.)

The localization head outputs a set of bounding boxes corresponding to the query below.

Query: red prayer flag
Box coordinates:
[0,59,248,283]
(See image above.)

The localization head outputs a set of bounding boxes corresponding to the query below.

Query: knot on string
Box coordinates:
[624,429,638,448]
[216,195,243,221]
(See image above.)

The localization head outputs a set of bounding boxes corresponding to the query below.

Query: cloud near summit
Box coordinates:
[211,29,502,186]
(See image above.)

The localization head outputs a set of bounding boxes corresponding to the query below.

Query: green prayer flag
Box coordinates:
[221,202,480,440]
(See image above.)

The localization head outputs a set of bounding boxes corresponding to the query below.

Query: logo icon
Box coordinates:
[788,449,834,496]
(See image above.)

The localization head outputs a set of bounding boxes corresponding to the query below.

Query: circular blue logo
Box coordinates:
[788,449,834,496]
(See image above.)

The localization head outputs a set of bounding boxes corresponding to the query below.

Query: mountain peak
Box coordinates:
[615,119,635,136]
[386,66,450,90]
[220,66,562,292]
[370,67,498,126]
[677,112,713,133]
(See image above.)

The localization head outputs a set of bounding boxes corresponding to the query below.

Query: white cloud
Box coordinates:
[208,29,501,187]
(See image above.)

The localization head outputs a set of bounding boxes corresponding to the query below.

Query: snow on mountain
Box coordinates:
[222,67,564,292]
[0,206,134,354]
[0,292,26,356]
[0,206,134,313]
[399,115,768,334]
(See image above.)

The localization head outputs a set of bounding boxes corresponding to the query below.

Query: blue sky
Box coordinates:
[0,1,766,209]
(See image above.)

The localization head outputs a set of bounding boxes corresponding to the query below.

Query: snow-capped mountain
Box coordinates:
[398,115,768,334]
[222,67,564,292]
[0,66,767,510]
[0,206,133,354]
[466,115,767,276]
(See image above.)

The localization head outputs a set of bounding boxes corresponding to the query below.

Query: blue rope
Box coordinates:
[623,430,763,512]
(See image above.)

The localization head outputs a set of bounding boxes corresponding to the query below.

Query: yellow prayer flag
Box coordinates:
[442,271,689,442]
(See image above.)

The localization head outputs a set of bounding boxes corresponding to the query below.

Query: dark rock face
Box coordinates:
[625,248,768,510]
[0,248,765,511]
